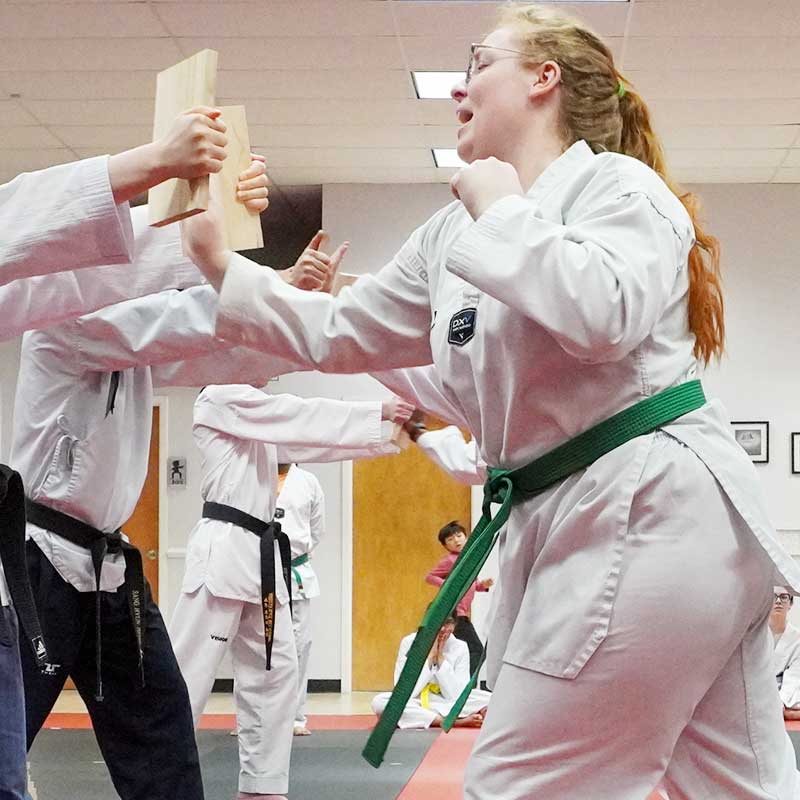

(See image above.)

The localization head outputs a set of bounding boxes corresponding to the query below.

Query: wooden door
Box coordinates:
[121,406,160,600]
[352,419,472,691]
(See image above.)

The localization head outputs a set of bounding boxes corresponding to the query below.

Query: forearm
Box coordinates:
[107,142,170,206]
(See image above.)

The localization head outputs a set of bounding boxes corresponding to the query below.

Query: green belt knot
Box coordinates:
[484,467,512,511]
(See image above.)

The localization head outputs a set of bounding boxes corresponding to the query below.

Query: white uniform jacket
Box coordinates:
[275,465,325,601]
[185,385,398,605]
[212,139,800,680]
[10,286,285,600]
[775,624,800,708]
[396,632,470,713]
[0,204,204,343]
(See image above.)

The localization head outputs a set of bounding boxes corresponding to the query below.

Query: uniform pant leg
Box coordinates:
[662,600,800,800]
[371,691,439,729]
[464,446,782,800]
[232,601,297,795]
[0,607,26,800]
[454,616,483,677]
[292,598,312,726]
[70,583,204,800]
[20,541,86,748]
[169,586,243,726]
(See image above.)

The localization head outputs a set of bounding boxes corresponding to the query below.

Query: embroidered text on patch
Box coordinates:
[448,308,477,346]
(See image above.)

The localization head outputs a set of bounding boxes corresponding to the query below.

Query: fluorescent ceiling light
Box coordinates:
[398,1,628,3]
[432,149,466,168]
[412,71,465,100]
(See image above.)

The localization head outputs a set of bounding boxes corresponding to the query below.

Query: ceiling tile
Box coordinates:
[0,148,76,175]
[648,98,800,128]
[773,168,800,182]
[669,149,787,168]
[660,125,800,150]
[673,166,777,183]
[249,125,433,149]
[216,69,414,99]
[782,149,800,168]
[264,147,433,168]
[267,166,441,185]
[623,36,800,72]
[4,71,158,100]
[49,125,153,150]
[627,69,800,100]
[630,0,800,37]
[0,100,38,126]
[22,99,156,126]
[0,3,168,38]
[226,97,424,126]
[155,2,394,37]
[177,36,405,71]
[0,125,64,149]
[0,38,184,71]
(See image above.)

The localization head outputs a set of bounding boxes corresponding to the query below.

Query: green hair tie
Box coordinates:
[617,81,627,99]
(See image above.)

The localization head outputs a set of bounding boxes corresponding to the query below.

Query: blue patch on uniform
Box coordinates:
[448,308,477,346]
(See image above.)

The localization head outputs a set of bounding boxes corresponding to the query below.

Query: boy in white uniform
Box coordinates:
[273,463,325,737]
[0,108,232,800]
[170,385,411,800]
[182,3,800,796]
[372,615,490,730]
[771,587,800,716]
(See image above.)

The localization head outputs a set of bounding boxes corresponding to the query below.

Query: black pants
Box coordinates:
[454,615,483,677]
[21,541,204,800]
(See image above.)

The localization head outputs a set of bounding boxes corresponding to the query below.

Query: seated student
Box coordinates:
[426,522,493,676]
[771,586,800,719]
[372,614,491,730]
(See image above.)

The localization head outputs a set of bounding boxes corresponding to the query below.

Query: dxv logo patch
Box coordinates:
[274,507,285,519]
[448,308,477,346]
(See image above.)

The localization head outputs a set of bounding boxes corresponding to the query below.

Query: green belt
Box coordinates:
[291,553,309,590]
[363,380,706,768]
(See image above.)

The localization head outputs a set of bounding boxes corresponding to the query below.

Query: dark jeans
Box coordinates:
[21,541,204,800]
[454,615,483,677]
[0,605,26,800]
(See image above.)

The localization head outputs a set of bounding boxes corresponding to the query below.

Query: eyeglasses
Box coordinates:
[466,43,538,85]
[775,593,792,604]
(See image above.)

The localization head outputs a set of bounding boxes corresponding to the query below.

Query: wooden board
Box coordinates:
[149,49,218,228]
[213,105,264,252]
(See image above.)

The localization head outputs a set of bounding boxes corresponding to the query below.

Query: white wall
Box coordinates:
[3,180,800,678]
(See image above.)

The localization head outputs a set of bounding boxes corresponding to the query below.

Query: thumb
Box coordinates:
[330,241,349,269]
[306,229,325,251]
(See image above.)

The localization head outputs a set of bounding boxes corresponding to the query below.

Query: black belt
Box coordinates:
[202,501,291,670]
[25,499,146,701]
[0,466,48,670]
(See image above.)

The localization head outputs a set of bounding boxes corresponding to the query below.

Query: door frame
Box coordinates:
[152,396,169,599]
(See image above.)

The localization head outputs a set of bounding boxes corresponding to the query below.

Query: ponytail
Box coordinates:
[619,88,724,364]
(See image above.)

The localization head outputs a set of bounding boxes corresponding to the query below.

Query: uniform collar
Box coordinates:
[525,139,594,202]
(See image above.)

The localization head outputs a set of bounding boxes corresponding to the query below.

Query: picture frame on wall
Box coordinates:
[730,421,769,463]
[792,433,800,475]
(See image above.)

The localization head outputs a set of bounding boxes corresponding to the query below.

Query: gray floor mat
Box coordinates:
[28,728,439,800]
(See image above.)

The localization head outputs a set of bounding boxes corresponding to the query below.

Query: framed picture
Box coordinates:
[792,434,800,475]
[730,421,769,463]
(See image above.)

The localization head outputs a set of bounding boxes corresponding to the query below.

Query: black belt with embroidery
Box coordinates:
[25,499,146,701]
[202,501,291,670]
[0,467,48,670]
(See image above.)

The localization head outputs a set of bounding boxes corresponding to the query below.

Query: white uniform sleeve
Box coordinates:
[436,640,471,700]
[445,187,690,364]
[0,156,133,285]
[308,476,325,552]
[372,365,468,428]
[54,285,237,372]
[151,347,302,389]
[194,386,387,456]
[214,219,437,372]
[417,427,487,485]
[0,204,205,343]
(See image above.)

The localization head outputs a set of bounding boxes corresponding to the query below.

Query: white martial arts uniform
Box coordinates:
[209,140,800,798]
[417,427,486,486]
[275,465,325,727]
[0,170,203,608]
[775,623,800,709]
[372,633,491,729]
[170,385,398,796]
